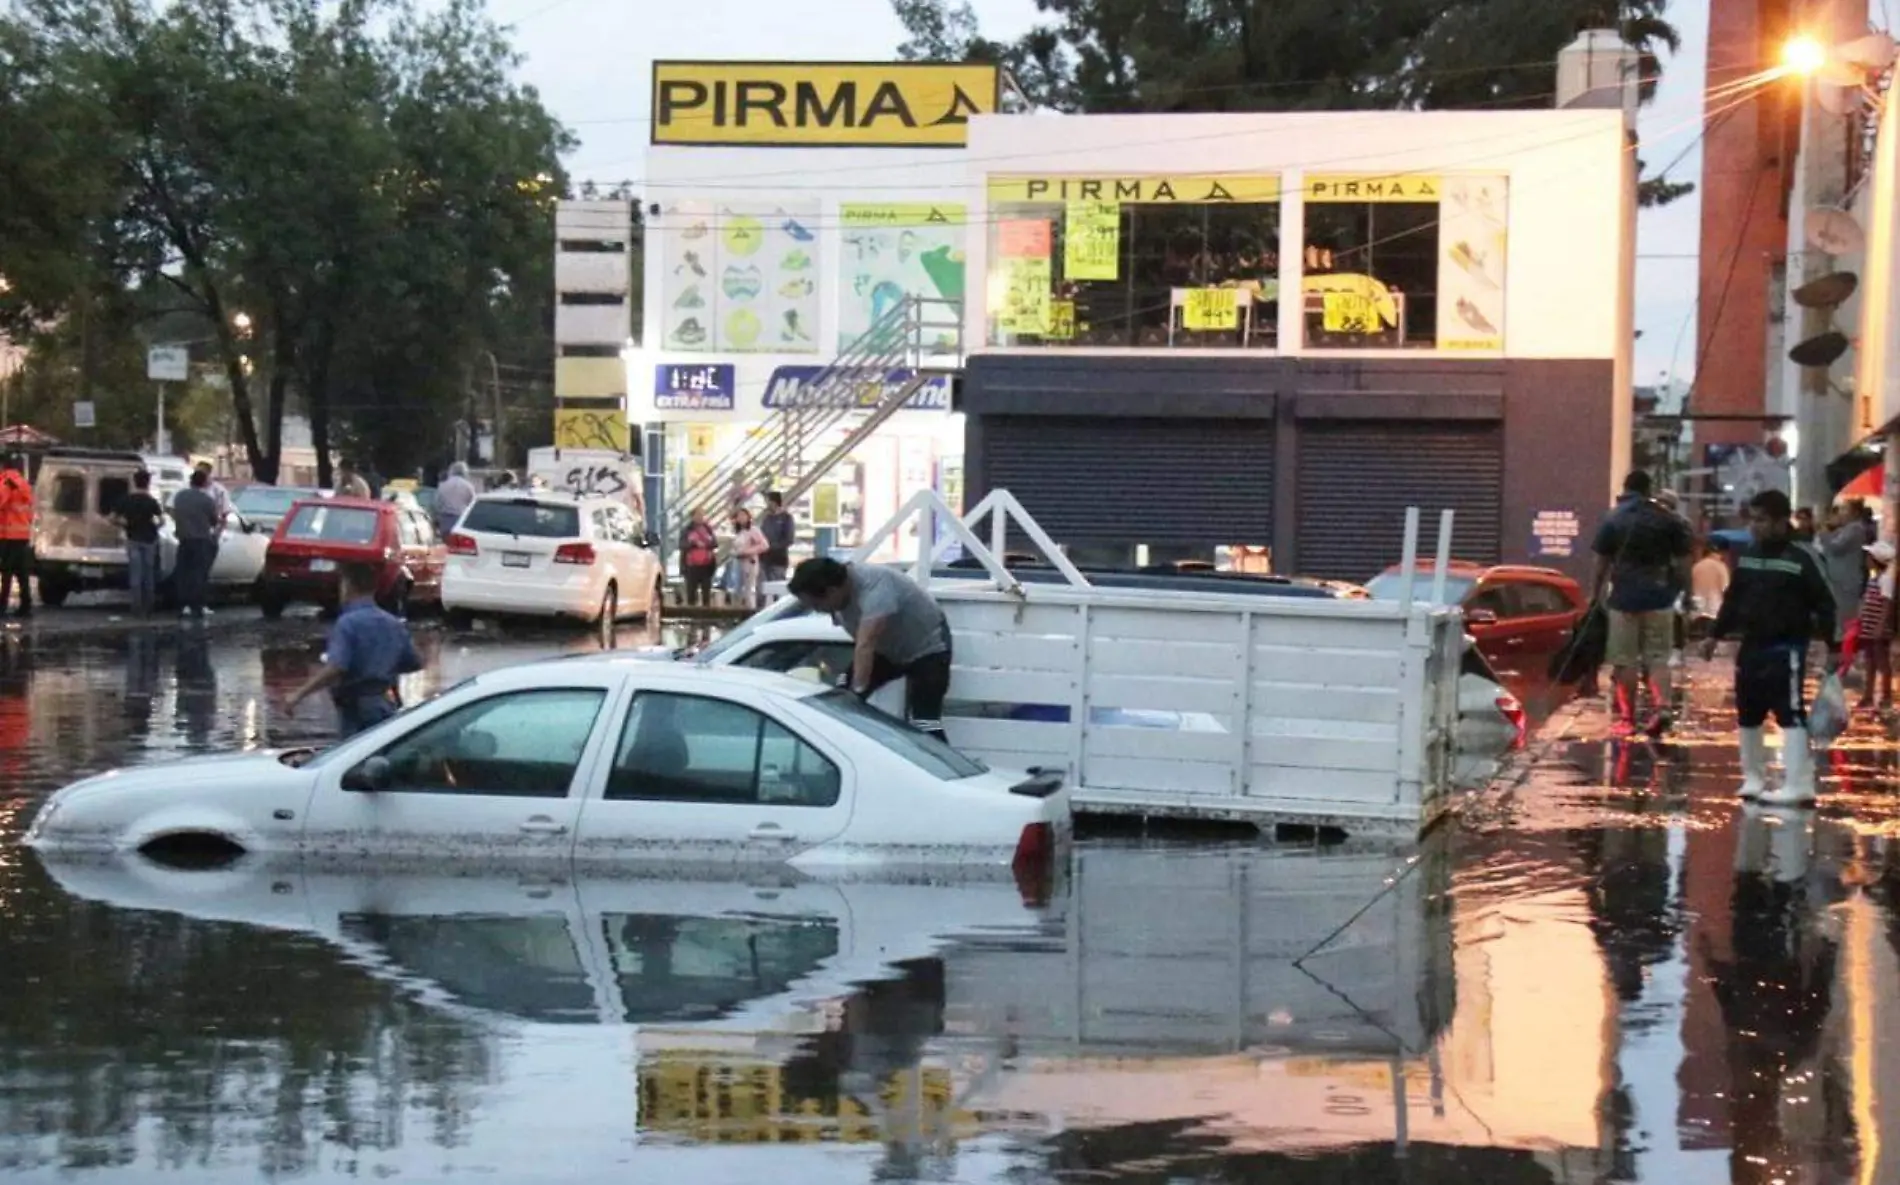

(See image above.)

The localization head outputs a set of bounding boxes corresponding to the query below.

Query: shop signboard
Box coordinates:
[1304,174,1443,202]
[989,175,1282,204]
[761,367,951,411]
[659,200,820,355]
[554,407,630,451]
[1183,288,1239,331]
[838,204,965,352]
[1530,509,1581,559]
[650,62,998,148]
[655,362,736,411]
[1064,202,1120,280]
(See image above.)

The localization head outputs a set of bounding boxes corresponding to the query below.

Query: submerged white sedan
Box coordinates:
[23,661,1070,872]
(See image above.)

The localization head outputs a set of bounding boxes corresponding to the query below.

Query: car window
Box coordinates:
[607,692,840,807]
[397,512,422,546]
[410,511,437,546]
[733,640,855,683]
[285,504,381,545]
[805,689,987,780]
[590,508,614,543]
[1466,586,1514,618]
[374,688,607,798]
[237,487,300,516]
[1364,572,1477,606]
[97,476,130,515]
[607,507,638,544]
[50,474,85,515]
[463,499,581,539]
[1517,583,1576,615]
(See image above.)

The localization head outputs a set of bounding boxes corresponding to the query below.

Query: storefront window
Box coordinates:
[1301,174,1507,352]
[986,175,1281,349]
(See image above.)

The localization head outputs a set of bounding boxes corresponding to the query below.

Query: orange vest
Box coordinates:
[0,471,33,541]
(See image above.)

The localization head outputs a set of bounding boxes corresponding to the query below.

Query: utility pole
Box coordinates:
[486,350,504,467]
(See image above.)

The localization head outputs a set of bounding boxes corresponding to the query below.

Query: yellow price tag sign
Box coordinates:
[1183,288,1238,331]
[1064,202,1120,280]
[1322,291,1379,334]
[1046,298,1076,340]
[998,256,1053,334]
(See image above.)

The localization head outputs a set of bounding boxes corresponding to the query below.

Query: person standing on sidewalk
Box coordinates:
[679,510,718,608]
[759,491,796,592]
[1692,540,1732,633]
[1702,489,1839,805]
[434,461,477,538]
[171,470,222,621]
[1592,471,1693,736]
[0,453,33,618]
[1816,502,1870,648]
[729,508,768,609]
[111,470,165,617]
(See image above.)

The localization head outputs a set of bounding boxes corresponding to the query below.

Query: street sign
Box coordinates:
[146,345,189,382]
[73,401,96,429]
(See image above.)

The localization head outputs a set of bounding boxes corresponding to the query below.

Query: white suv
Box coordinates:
[442,492,661,626]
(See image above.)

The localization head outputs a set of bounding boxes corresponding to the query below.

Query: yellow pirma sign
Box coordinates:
[651,62,999,147]
[989,175,1280,204]
[1305,174,1444,202]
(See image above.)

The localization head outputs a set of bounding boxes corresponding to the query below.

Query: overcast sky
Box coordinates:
[493,0,1704,386]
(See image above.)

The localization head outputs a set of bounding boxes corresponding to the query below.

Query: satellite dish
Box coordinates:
[1819,58,1867,87]
[1807,206,1867,255]
[1839,31,1898,69]
[1790,330,1850,368]
[1816,81,1856,116]
[1793,270,1859,308]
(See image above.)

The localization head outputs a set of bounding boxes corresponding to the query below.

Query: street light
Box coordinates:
[231,311,253,336]
[1783,35,1827,77]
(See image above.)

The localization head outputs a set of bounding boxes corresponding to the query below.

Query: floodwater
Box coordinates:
[6,627,1900,1183]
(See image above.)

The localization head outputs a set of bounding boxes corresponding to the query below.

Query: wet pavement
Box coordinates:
[6,629,1900,1182]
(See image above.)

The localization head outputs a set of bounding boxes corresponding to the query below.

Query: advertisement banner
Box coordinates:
[999,257,1052,335]
[1304,174,1444,203]
[554,407,629,451]
[1063,202,1120,280]
[654,362,736,411]
[1530,509,1581,559]
[989,175,1281,204]
[838,203,965,353]
[660,200,820,355]
[1436,175,1507,351]
[650,62,998,148]
[762,366,951,411]
[1183,288,1238,331]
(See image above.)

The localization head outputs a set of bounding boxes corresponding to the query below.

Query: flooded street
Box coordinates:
[6,626,1900,1182]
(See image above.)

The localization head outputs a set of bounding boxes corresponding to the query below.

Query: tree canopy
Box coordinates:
[892,0,1690,205]
[0,0,570,480]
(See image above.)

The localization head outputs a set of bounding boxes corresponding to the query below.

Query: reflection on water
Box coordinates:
[6,629,1900,1180]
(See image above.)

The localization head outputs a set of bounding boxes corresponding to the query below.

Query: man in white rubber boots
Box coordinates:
[1701,489,1840,805]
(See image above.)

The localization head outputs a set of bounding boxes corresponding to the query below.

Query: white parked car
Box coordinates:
[24,661,1070,872]
[158,510,270,592]
[443,492,662,626]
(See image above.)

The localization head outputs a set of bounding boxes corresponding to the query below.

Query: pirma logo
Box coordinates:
[652,62,998,148]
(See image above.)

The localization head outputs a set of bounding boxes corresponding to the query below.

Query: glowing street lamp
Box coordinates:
[1783,35,1828,77]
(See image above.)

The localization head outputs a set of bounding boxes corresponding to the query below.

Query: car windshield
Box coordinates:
[1364,572,1478,607]
[284,504,380,544]
[461,499,580,538]
[693,598,817,664]
[804,689,987,780]
[236,487,306,516]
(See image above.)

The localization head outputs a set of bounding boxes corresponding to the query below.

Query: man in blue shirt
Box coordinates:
[281,561,422,735]
[1592,471,1693,737]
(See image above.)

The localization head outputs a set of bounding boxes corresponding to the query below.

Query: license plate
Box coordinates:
[501,552,531,569]
[309,558,336,573]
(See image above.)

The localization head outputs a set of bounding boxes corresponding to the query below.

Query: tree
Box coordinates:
[0,0,568,482]
[893,0,1689,204]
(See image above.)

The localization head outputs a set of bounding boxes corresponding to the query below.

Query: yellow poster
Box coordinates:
[1322,291,1380,335]
[811,482,840,528]
[1064,202,1120,280]
[1047,298,1076,340]
[651,62,998,148]
[554,408,629,451]
[998,257,1053,335]
[686,425,716,457]
[1305,174,1443,203]
[1435,175,1507,350]
[1183,288,1238,331]
[684,458,714,491]
[989,175,1281,204]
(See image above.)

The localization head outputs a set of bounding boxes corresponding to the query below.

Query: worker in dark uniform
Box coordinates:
[281,560,422,736]
[1702,489,1838,806]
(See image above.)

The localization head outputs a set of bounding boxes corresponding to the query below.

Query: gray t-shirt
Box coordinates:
[837,564,948,665]
[171,487,221,541]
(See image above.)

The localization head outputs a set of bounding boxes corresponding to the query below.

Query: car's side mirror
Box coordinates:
[1467,608,1499,626]
[341,755,392,793]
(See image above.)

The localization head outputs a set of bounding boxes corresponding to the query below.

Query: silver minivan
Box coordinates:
[33,448,145,606]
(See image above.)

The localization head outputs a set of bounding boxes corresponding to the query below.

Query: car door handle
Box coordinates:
[519,816,569,836]
[749,823,795,843]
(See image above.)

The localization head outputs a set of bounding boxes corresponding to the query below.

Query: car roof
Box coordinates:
[471,490,616,507]
[1381,560,1576,583]
[533,654,828,698]
[291,495,386,510]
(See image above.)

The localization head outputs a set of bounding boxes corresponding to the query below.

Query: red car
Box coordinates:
[259,497,445,618]
[1366,561,1587,680]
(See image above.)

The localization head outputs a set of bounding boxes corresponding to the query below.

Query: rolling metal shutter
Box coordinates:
[1296,421,1503,582]
[982,416,1274,547]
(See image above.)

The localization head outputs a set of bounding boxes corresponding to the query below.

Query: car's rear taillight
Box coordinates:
[1011,821,1055,906]
[554,542,596,565]
[1497,692,1528,749]
[446,532,477,557]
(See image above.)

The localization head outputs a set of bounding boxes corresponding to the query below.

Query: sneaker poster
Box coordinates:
[662,200,821,354]
[837,204,965,354]
[1436,176,1506,352]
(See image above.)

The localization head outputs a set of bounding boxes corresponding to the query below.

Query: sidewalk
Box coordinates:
[0,596,274,641]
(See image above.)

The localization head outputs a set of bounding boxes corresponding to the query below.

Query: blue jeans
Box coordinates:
[175,538,216,615]
[126,541,159,616]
